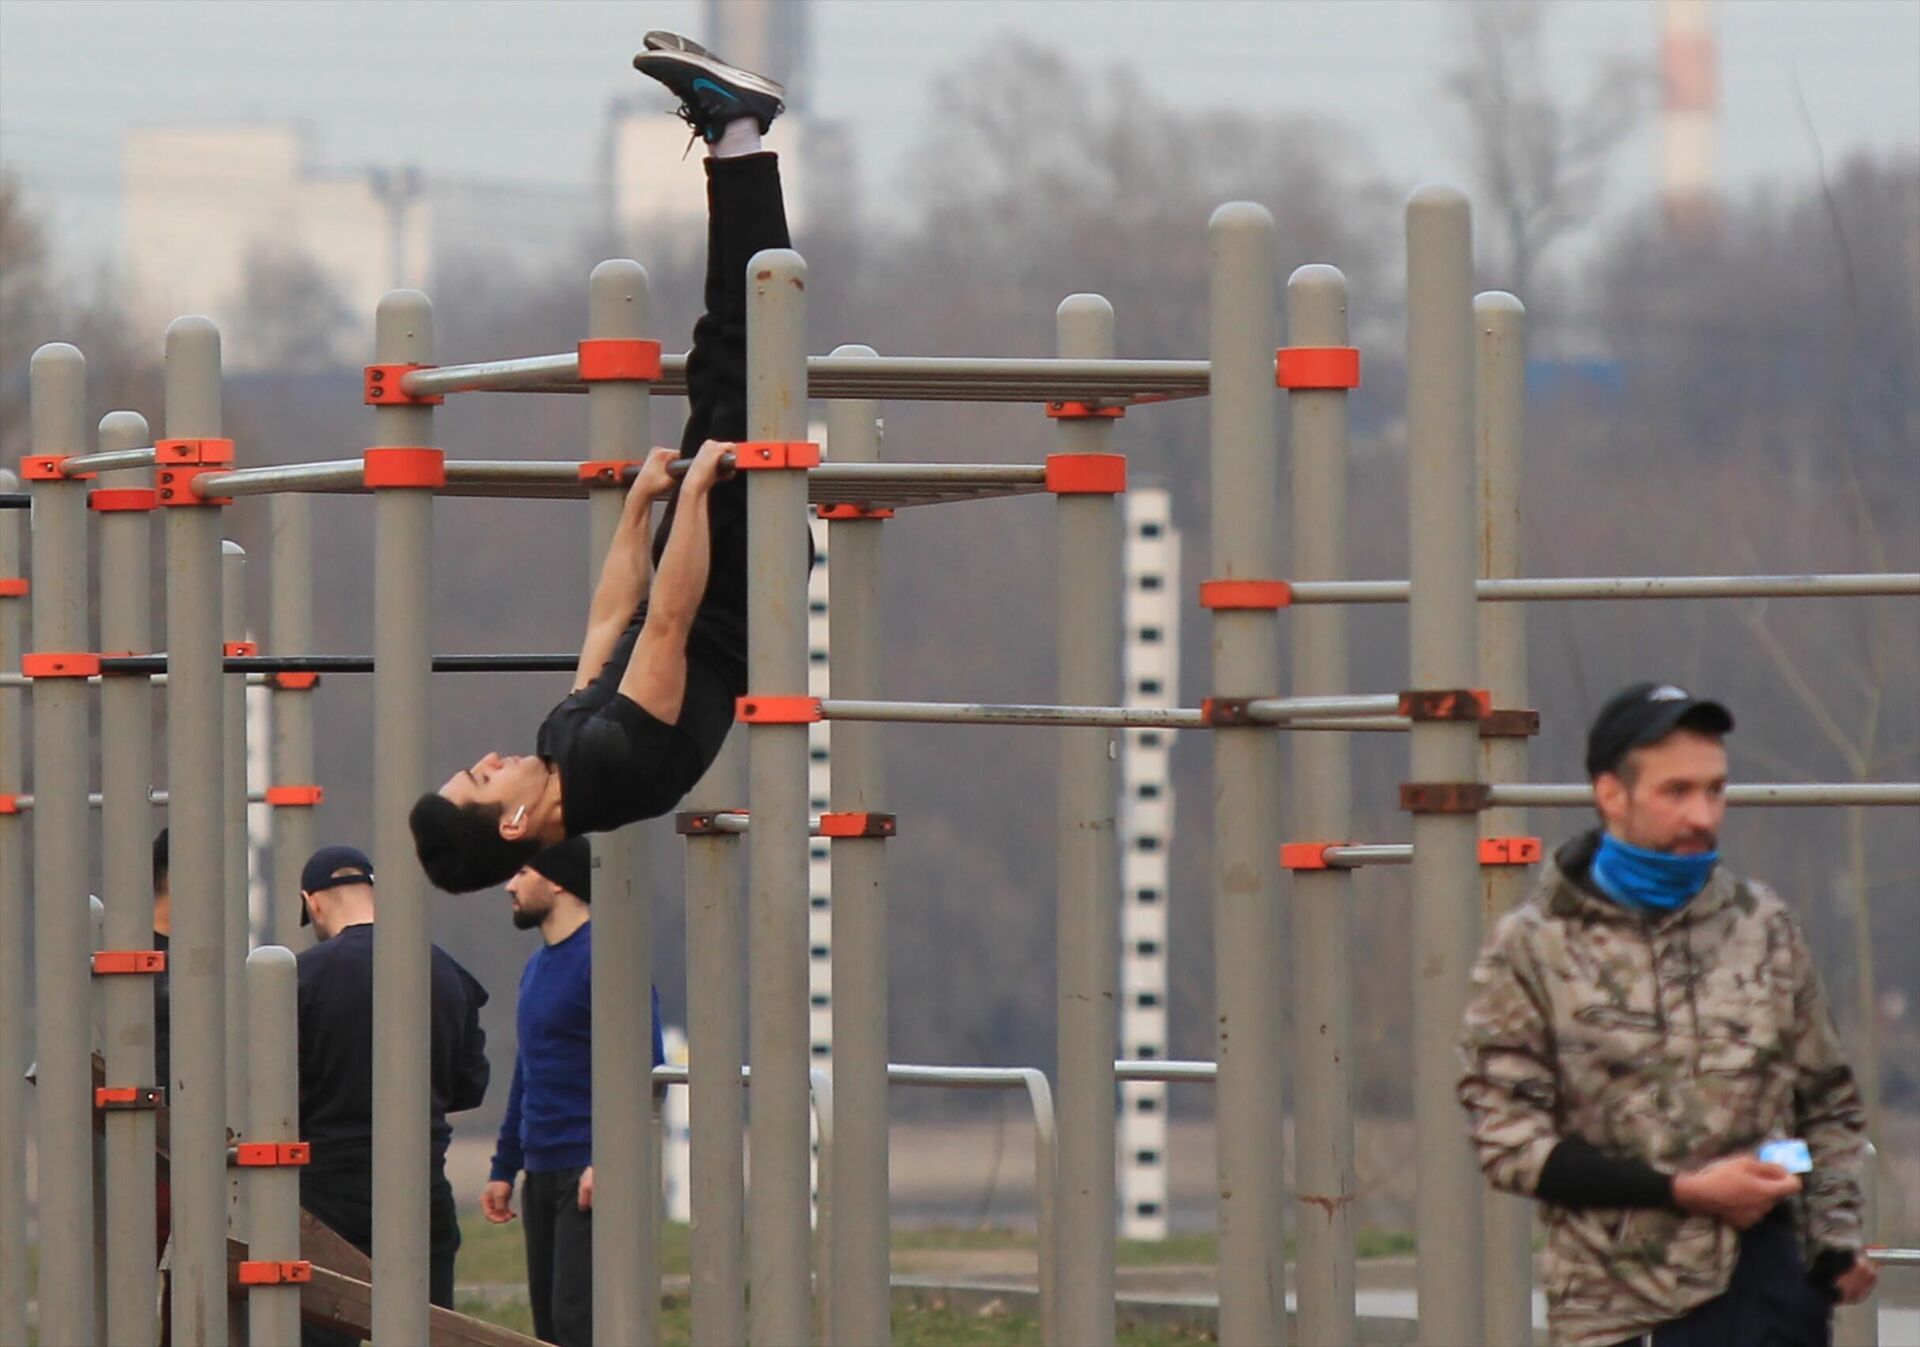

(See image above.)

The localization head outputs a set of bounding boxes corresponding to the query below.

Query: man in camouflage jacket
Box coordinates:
[1458,683,1877,1346]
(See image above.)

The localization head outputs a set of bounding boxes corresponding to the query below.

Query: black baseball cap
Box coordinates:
[527,837,593,903]
[1585,682,1734,778]
[299,845,376,925]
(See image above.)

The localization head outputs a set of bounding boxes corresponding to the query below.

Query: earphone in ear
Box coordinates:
[512,806,528,827]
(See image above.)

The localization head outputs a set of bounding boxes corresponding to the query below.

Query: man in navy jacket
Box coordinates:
[480,838,664,1347]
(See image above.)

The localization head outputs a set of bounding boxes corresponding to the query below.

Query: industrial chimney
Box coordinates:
[1661,0,1718,237]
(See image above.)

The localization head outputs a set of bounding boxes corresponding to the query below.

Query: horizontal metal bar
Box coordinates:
[821,699,1205,728]
[60,447,158,475]
[1289,574,1920,604]
[1868,1247,1920,1267]
[676,811,884,839]
[1488,783,1920,808]
[1112,1060,1218,1084]
[1320,844,1414,868]
[8,788,272,811]
[1245,694,1403,721]
[92,653,577,676]
[193,462,366,497]
[0,493,30,510]
[404,352,1213,404]
[1,671,285,688]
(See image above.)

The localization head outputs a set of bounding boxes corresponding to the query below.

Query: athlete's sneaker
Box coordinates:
[632,33,785,143]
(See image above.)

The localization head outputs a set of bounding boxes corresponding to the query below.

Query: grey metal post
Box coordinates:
[823,344,891,1346]
[744,247,814,1345]
[164,315,230,1347]
[1207,205,1289,1347]
[1406,185,1485,1346]
[0,465,24,1347]
[99,410,160,1347]
[1287,266,1357,1346]
[29,342,97,1347]
[586,258,659,1347]
[1834,1144,1877,1347]
[268,495,315,949]
[369,290,436,1346]
[1476,291,1534,1345]
[223,540,250,1152]
[90,895,109,1347]
[1053,296,1123,1347]
[246,946,301,1347]
[685,736,746,1346]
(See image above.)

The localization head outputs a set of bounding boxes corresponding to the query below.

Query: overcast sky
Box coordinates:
[3,0,1917,273]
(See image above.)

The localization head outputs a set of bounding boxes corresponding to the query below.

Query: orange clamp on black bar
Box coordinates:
[89,489,158,513]
[92,950,167,976]
[266,786,325,807]
[578,460,642,486]
[815,504,894,521]
[1199,579,1293,610]
[577,339,664,382]
[818,812,898,838]
[1400,782,1491,814]
[1045,401,1126,420]
[96,1085,165,1111]
[156,466,230,507]
[1045,453,1127,494]
[1479,836,1544,866]
[22,653,101,679]
[273,671,321,691]
[225,641,259,658]
[1276,347,1362,390]
[734,442,821,471]
[1280,842,1343,870]
[236,1260,313,1286]
[155,438,235,466]
[235,1141,311,1167]
[0,579,27,599]
[363,447,446,489]
[20,455,90,481]
[1398,689,1492,722]
[736,695,823,724]
[364,363,444,406]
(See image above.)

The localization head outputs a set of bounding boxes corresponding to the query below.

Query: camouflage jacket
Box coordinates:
[1456,830,1866,1347]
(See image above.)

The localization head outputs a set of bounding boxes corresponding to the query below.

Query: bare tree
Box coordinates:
[232,242,354,372]
[1442,0,1649,302]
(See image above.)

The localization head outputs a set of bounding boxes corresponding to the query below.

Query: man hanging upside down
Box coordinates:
[411,32,793,893]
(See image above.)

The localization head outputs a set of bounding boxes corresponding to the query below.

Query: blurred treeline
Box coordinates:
[2,37,1915,1214]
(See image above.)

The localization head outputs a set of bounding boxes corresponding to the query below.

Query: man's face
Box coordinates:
[506,866,559,931]
[439,752,547,823]
[1594,729,1728,855]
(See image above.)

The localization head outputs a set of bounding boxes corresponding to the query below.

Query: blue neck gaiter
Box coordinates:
[1589,833,1718,913]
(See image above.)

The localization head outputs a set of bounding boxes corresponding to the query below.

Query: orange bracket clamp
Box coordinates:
[225,641,259,658]
[736,695,823,724]
[0,579,27,599]
[266,786,325,807]
[577,339,664,382]
[235,1141,311,1167]
[363,447,446,488]
[578,460,642,487]
[92,950,167,976]
[1045,401,1126,420]
[1478,836,1543,866]
[19,455,91,481]
[364,364,444,406]
[22,653,101,679]
[1199,579,1293,610]
[274,671,321,691]
[733,441,821,471]
[156,463,231,508]
[237,1261,313,1287]
[96,1085,165,1111]
[1400,782,1492,814]
[155,438,235,466]
[1398,688,1492,722]
[1280,842,1346,870]
[1276,347,1362,390]
[0,795,19,815]
[1045,453,1127,494]
[817,812,898,838]
[815,504,894,521]
[89,489,158,513]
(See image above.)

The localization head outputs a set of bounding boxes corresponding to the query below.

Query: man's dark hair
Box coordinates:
[408,794,540,894]
[152,828,169,892]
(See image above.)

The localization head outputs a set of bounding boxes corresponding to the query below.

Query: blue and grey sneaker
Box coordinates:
[633,31,785,143]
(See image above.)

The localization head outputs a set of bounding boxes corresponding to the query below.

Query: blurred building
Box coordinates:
[124,125,430,369]
[1661,0,1719,237]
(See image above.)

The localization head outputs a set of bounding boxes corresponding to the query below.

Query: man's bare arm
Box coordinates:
[616,442,727,721]
[573,449,676,691]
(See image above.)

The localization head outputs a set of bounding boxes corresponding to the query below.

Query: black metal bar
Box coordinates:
[96,653,579,675]
[1,495,31,510]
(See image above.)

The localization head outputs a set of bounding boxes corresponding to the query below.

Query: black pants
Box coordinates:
[298,1165,461,1347]
[646,150,793,678]
[1607,1211,1833,1347]
[522,1167,594,1347]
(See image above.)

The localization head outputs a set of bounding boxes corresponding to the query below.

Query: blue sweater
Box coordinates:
[489,921,663,1180]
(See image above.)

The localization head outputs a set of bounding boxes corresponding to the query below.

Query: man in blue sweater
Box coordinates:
[481,837,664,1347]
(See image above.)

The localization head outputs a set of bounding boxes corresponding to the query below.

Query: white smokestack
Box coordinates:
[1662,0,1718,236]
